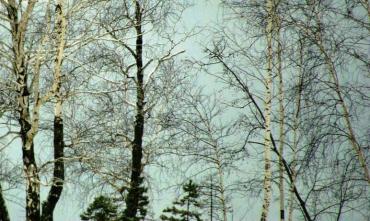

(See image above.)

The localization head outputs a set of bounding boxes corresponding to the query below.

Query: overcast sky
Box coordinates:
[5,1,224,221]
[3,1,369,221]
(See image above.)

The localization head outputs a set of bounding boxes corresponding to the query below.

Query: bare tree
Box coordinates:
[60,1,188,220]
[0,0,70,220]
[41,0,67,220]
[0,1,368,220]
[2,1,41,219]
[161,91,242,221]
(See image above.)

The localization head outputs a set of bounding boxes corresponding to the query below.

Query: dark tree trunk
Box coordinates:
[41,116,65,221]
[124,1,145,220]
[6,1,39,220]
[41,1,66,219]
[0,184,10,221]
[19,72,40,221]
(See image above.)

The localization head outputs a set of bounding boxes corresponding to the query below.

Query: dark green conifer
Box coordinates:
[122,176,149,221]
[80,195,119,221]
[160,180,203,221]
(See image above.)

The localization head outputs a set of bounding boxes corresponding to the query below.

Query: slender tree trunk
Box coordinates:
[288,39,304,221]
[219,171,228,221]
[6,1,39,220]
[124,1,145,220]
[261,0,274,220]
[41,101,64,221]
[324,51,370,184]
[215,152,228,221]
[214,54,312,221]
[314,13,370,185]
[18,68,40,221]
[210,176,213,221]
[0,184,10,221]
[41,1,66,220]
[20,119,40,221]
[275,8,285,221]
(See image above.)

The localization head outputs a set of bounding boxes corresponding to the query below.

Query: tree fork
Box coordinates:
[41,1,66,219]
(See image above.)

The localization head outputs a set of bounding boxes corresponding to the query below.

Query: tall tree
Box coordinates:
[162,92,240,221]
[274,1,286,220]
[0,1,70,219]
[41,0,67,220]
[261,0,276,220]
[311,2,370,184]
[69,0,187,219]
[123,1,145,219]
[3,1,40,219]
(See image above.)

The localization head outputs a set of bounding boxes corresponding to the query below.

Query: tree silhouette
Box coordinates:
[80,196,119,221]
[160,180,203,221]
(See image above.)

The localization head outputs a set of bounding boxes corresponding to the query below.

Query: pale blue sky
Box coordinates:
[4,1,225,221]
[2,1,369,221]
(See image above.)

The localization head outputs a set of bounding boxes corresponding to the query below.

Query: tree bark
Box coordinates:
[261,0,274,220]
[288,38,304,221]
[210,52,312,221]
[275,9,285,221]
[124,1,145,220]
[5,1,40,220]
[0,184,10,221]
[313,11,370,185]
[41,1,66,220]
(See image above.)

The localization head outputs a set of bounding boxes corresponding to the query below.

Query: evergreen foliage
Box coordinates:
[123,177,149,221]
[81,179,149,221]
[80,195,119,221]
[160,180,203,221]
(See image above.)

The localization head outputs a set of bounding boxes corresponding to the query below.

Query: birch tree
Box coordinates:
[160,91,241,221]
[41,0,67,220]
[0,1,368,220]
[260,0,274,220]
[311,2,370,185]
[2,1,41,219]
[0,0,69,220]
[273,1,286,220]
[62,1,188,220]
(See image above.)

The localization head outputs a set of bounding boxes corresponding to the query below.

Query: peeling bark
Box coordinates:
[41,1,66,220]
[5,1,40,220]
[275,9,285,221]
[260,0,274,220]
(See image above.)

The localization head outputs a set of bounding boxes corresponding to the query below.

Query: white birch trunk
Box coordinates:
[276,15,285,221]
[288,39,304,221]
[261,0,274,220]
[314,13,370,185]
